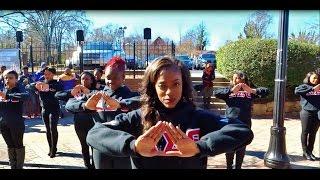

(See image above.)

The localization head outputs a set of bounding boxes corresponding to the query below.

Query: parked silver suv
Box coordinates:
[176,55,193,70]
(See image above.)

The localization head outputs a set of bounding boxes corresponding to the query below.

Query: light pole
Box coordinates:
[264,10,291,169]
[76,30,84,73]
[144,28,151,67]
[119,26,127,52]
[16,31,23,70]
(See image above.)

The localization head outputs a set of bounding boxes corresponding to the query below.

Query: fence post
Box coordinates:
[79,42,84,73]
[171,41,175,57]
[146,39,149,67]
[30,43,34,74]
[133,41,136,79]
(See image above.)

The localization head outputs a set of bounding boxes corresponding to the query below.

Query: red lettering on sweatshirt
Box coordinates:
[306,90,320,96]
[229,91,252,99]
[155,128,200,152]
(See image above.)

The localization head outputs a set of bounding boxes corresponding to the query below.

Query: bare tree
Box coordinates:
[176,39,195,55]
[0,11,26,47]
[0,29,16,48]
[238,32,244,39]
[0,10,26,31]
[52,11,90,64]
[290,30,319,44]
[178,21,210,55]
[87,23,121,42]
[195,22,209,50]
[21,10,90,65]
[125,31,144,44]
[243,10,272,39]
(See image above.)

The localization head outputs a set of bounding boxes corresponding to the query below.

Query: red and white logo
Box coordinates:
[229,91,252,99]
[155,128,200,152]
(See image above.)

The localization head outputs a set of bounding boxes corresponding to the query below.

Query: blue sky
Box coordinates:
[86,10,319,50]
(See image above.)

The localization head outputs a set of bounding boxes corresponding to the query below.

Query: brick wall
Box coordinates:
[252,101,301,117]
[124,78,143,93]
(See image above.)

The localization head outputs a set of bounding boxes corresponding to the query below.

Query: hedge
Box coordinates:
[216,39,320,101]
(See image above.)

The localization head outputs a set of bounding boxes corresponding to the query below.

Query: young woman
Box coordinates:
[93,67,106,89]
[295,71,320,161]
[202,63,215,109]
[66,57,141,169]
[56,71,98,169]
[84,56,253,169]
[0,70,29,169]
[27,67,63,158]
[213,71,269,169]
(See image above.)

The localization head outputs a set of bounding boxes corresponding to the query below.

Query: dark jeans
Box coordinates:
[300,109,320,153]
[92,148,132,169]
[41,108,59,151]
[0,121,24,148]
[74,118,94,166]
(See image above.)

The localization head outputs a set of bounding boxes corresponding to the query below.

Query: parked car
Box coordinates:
[194,53,216,70]
[125,56,146,70]
[175,55,193,70]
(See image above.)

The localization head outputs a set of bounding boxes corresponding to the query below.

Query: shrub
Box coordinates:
[216,39,320,101]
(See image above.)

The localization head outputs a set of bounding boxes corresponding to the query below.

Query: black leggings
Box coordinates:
[0,122,24,148]
[300,109,320,153]
[226,118,251,169]
[74,118,94,166]
[41,108,59,151]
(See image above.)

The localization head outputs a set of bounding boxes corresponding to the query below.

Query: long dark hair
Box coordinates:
[303,71,319,86]
[140,56,195,132]
[80,71,97,90]
[231,70,256,88]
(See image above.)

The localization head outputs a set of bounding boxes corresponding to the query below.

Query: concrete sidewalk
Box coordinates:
[208,117,320,169]
[0,113,319,169]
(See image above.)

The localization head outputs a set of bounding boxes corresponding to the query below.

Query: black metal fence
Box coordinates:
[124,41,175,70]
[0,41,175,73]
[0,42,77,73]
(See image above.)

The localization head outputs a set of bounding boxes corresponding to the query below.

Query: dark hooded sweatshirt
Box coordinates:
[295,84,320,111]
[86,101,254,169]
[0,85,29,130]
[214,87,269,125]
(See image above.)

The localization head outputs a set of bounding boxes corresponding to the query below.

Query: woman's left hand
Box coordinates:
[163,122,200,157]
[0,91,5,99]
[101,93,121,110]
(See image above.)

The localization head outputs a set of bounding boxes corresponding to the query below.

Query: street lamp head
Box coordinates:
[16,31,23,42]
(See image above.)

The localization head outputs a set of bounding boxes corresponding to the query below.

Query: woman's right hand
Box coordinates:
[71,85,90,97]
[134,121,166,157]
[164,122,200,157]
[71,85,83,97]
[84,92,102,110]
[0,91,5,99]
[35,82,49,91]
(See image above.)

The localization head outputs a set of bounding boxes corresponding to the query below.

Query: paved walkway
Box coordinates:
[0,113,319,169]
